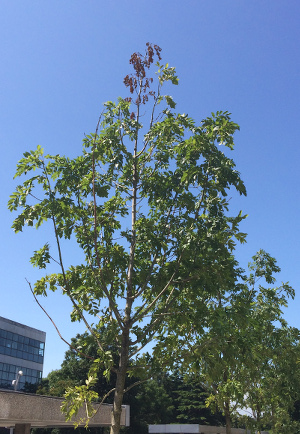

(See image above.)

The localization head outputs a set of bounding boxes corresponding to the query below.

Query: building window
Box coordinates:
[0,361,42,390]
[0,328,44,365]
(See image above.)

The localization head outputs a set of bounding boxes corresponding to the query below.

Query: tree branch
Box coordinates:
[26,278,94,361]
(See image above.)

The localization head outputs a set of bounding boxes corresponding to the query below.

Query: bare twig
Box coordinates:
[87,387,116,419]
[124,379,148,393]
[26,278,94,361]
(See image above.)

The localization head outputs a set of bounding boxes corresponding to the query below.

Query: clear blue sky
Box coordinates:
[1,1,299,376]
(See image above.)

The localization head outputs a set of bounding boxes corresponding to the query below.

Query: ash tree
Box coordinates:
[8,43,246,434]
[173,250,298,434]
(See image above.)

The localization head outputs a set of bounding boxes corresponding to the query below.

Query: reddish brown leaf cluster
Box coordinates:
[123,43,162,105]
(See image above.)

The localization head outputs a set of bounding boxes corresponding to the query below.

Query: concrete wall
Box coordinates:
[0,390,129,428]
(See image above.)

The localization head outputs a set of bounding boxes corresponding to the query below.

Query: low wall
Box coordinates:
[148,424,268,434]
[0,389,129,428]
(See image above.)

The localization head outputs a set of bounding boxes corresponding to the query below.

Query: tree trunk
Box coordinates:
[224,400,232,434]
[256,403,262,434]
[110,372,126,434]
[111,81,138,434]
[110,327,130,434]
[222,369,232,434]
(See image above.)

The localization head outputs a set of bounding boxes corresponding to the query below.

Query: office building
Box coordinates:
[0,316,46,390]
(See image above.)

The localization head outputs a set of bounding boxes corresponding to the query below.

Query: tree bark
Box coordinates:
[110,327,130,434]
[256,403,262,434]
[224,400,232,434]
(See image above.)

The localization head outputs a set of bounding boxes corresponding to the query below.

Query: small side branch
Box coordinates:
[124,378,148,394]
[88,387,116,419]
[26,278,94,361]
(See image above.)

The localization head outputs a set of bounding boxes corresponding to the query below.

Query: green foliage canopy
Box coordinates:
[174,250,299,434]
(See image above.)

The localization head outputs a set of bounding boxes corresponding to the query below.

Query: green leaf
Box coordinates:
[30,243,51,269]
[165,95,177,109]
